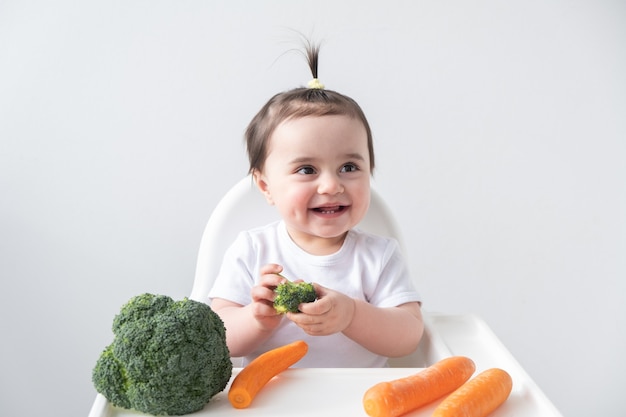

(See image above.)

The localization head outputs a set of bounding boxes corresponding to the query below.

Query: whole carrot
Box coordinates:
[228,340,308,409]
[362,356,476,417]
[432,368,513,417]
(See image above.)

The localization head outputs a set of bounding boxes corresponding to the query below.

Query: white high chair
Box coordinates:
[189,176,560,417]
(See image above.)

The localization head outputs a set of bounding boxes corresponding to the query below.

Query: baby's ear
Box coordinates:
[252,170,274,205]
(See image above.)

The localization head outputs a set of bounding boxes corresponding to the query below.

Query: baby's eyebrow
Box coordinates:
[288,153,366,165]
[344,152,366,162]
[288,156,315,165]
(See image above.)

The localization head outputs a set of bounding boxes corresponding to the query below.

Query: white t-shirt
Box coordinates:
[208,220,421,367]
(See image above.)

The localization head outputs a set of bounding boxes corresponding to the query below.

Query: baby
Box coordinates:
[209,42,423,367]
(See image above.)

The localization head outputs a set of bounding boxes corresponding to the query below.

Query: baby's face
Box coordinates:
[254,115,371,255]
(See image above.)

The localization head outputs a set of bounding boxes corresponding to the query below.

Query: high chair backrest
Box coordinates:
[190,176,407,303]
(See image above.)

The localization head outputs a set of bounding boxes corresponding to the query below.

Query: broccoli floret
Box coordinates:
[92,293,232,416]
[273,281,317,314]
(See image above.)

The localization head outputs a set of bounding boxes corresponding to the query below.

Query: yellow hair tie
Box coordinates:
[307,78,325,89]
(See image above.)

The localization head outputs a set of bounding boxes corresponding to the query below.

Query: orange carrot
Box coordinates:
[363,356,476,417]
[228,340,308,409]
[432,368,512,417]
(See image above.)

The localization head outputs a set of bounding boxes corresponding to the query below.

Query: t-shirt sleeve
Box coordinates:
[208,231,257,306]
[367,239,422,308]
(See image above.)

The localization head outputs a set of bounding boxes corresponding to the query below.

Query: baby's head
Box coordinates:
[243,42,376,253]
[245,46,375,176]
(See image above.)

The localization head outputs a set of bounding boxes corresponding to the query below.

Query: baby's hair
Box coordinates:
[245,40,375,175]
[304,39,320,79]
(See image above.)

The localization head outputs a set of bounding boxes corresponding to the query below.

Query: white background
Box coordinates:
[1,1,624,416]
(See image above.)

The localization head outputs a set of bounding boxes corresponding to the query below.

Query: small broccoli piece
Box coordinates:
[274,281,317,314]
[92,293,232,416]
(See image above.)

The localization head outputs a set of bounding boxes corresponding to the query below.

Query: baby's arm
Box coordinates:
[210,263,285,357]
[291,284,424,358]
[343,299,423,357]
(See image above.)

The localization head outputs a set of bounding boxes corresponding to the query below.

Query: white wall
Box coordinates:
[1,1,624,416]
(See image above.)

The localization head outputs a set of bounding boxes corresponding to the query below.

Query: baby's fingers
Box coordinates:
[297,297,327,315]
[250,284,276,303]
[259,264,286,288]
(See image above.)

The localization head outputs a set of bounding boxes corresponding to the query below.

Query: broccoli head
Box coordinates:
[92,293,232,416]
[273,281,317,314]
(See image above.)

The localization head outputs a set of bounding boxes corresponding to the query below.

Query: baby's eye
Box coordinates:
[340,163,359,173]
[296,166,316,175]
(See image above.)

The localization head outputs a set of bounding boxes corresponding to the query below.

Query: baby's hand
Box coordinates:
[249,263,285,331]
[287,284,356,336]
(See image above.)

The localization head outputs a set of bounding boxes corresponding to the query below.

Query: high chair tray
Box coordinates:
[88,314,562,417]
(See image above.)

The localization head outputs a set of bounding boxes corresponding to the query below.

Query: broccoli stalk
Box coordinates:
[273,281,317,314]
[92,293,232,416]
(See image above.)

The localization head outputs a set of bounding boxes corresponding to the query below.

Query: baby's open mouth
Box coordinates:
[312,205,346,214]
